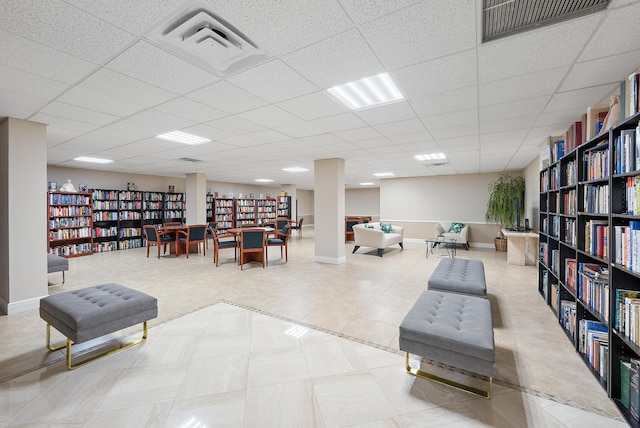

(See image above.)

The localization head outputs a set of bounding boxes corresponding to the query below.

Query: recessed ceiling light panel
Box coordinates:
[414,153,447,162]
[282,167,309,172]
[374,172,394,177]
[156,131,210,145]
[327,73,404,110]
[359,182,374,186]
[74,156,113,164]
[254,178,273,183]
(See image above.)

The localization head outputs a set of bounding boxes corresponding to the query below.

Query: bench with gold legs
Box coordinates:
[399,290,495,398]
[40,283,157,369]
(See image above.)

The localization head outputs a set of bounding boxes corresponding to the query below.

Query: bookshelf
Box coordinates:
[164,192,185,223]
[47,191,93,257]
[539,110,640,426]
[206,194,215,223]
[118,191,143,250]
[143,191,163,227]
[257,198,277,225]
[91,189,119,253]
[214,198,234,231]
[276,195,291,219]
[235,197,256,226]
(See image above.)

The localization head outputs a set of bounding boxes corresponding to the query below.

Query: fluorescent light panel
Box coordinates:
[359,182,374,186]
[155,131,210,145]
[282,167,309,172]
[414,153,446,161]
[374,172,394,177]
[327,73,404,110]
[254,178,273,182]
[74,156,113,164]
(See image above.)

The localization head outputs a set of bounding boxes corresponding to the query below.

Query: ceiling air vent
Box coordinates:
[179,157,202,163]
[482,0,609,42]
[146,3,268,76]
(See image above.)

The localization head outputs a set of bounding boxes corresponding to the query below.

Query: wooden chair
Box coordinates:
[345,218,361,242]
[290,218,303,239]
[143,225,173,258]
[176,224,207,258]
[274,217,290,234]
[205,222,217,249]
[213,229,238,267]
[238,228,266,270]
[266,223,291,265]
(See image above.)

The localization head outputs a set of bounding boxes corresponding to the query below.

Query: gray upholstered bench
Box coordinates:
[428,257,486,297]
[40,283,158,369]
[47,253,69,286]
[399,290,495,397]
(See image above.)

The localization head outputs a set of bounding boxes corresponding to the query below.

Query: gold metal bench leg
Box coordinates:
[404,353,492,399]
[48,271,66,288]
[46,322,149,370]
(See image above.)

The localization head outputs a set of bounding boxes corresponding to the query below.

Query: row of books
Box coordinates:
[585,219,609,260]
[92,241,118,253]
[613,127,640,174]
[578,263,609,321]
[93,201,118,210]
[560,300,577,339]
[48,217,90,228]
[582,183,609,214]
[49,227,92,240]
[550,249,561,275]
[614,223,640,272]
[583,143,610,181]
[550,139,565,164]
[625,175,640,215]
[49,243,92,256]
[48,193,91,205]
[565,258,577,294]
[92,226,118,238]
[118,239,143,250]
[578,319,608,380]
[540,170,549,192]
[616,289,640,345]
[550,282,560,313]
[550,215,560,239]
[562,189,577,215]
[49,206,92,217]
[550,165,560,190]
[565,159,577,186]
[564,218,576,246]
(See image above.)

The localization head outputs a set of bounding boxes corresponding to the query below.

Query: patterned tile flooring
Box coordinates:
[0,229,628,427]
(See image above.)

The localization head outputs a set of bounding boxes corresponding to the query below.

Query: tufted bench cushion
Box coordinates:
[40,283,157,344]
[428,258,486,297]
[47,253,69,274]
[399,290,495,378]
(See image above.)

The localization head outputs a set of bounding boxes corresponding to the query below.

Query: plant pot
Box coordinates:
[495,237,507,252]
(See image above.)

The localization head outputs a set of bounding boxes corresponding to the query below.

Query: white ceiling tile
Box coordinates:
[0,87,49,119]
[0,0,134,64]
[302,134,346,146]
[66,0,185,35]
[422,108,478,131]
[544,84,618,113]
[282,28,385,89]
[238,105,301,128]
[393,50,477,99]
[477,14,601,83]
[154,98,228,123]
[0,65,69,101]
[561,50,640,92]
[30,113,101,134]
[227,60,318,103]
[179,124,233,142]
[309,113,368,133]
[580,2,640,62]
[58,87,145,117]
[79,68,175,107]
[479,67,569,106]
[334,127,383,142]
[534,108,586,128]
[410,86,479,117]
[359,1,476,69]
[480,129,529,145]
[187,81,269,114]
[46,127,83,147]
[40,102,120,126]
[0,30,95,85]
[480,116,537,134]
[479,97,550,123]
[277,91,347,120]
[388,132,434,145]
[430,123,478,140]
[205,0,354,56]
[107,41,219,94]
[374,118,426,137]
[127,110,197,133]
[339,0,420,24]
[355,102,416,126]
[207,116,266,135]
[275,122,326,138]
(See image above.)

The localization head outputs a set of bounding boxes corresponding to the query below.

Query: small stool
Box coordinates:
[428,258,487,297]
[40,283,158,369]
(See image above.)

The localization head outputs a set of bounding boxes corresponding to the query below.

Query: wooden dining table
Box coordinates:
[160,224,197,256]
[227,227,274,266]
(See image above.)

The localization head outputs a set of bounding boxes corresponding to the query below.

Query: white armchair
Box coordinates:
[434,222,470,250]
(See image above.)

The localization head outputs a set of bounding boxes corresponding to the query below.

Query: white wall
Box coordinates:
[346,188,380,217]
[523,155,541,230]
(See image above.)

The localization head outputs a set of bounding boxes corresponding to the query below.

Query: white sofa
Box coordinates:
[434,222,470,250]
[352,222,404,257]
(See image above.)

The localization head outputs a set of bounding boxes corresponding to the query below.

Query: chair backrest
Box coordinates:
[144,225,158,242]
[188,225,206,240]
[241,229,265,249]
[281,224,290,241]
[298,218,304,227]
[346,220,359,232]
[164,221,181,227]
[275,217,289,233]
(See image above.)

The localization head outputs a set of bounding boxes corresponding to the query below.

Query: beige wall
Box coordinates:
[380,172,526,245]
[296,189,314,225]
[523,155,541,230]
[346,188,380,219]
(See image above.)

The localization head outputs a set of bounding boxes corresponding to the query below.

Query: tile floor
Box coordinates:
[0,228,628,427]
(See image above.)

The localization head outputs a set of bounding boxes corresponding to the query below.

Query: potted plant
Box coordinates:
[485,174,525,251]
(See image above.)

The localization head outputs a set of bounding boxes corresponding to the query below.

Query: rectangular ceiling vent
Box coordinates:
[179,157,202,163]
[146,3,268,76]
[482,0,609,42]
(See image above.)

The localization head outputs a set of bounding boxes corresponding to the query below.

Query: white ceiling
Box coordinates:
[2,0,640,190]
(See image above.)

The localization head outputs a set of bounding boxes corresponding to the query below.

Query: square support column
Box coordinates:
[314,158,345,264]
[186,173,207,225]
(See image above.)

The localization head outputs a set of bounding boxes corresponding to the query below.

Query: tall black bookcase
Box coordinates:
[539,111,640,426]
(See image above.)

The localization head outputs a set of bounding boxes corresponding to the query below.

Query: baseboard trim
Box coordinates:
[6,295,44,314]
[314,255,346,264]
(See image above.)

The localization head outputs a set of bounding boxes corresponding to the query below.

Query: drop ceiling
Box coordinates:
[1,0,639,190]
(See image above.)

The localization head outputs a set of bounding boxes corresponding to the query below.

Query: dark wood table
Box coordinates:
[160,224,198,256]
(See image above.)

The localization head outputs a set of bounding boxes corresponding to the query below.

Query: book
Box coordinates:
[631,358,640,422]
[622,360,632,409]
